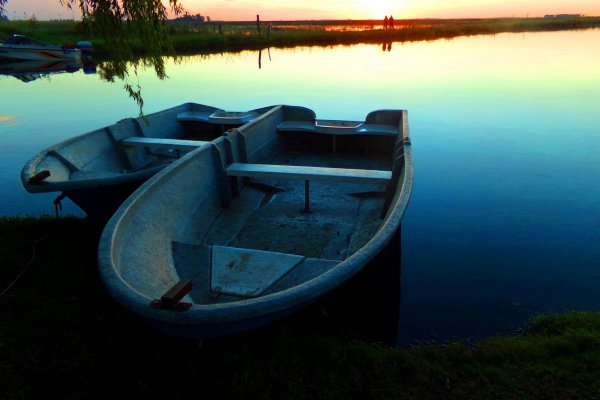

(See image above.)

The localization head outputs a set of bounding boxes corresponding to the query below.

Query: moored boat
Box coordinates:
[21,103,272,219]
[98,105,413,337]
[0,34,91,62]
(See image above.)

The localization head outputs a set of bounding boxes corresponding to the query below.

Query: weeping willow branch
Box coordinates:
[1,0,183,115]
[96,55,166,114]
[64,1,182,115]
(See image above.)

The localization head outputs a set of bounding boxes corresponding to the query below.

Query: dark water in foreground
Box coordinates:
[1,30,599,344]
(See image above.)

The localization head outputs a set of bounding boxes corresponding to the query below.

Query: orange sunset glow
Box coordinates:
[5,0,600,20]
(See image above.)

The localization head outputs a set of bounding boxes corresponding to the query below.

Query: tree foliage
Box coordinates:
[1,1,184,114]
[66,1,183,113]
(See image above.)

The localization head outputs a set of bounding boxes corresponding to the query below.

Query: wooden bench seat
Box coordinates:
[277,121,398,136]
[177,110,259,125]
[176,111,213,123]
[226,163,391,185]
[225,163,391,213]
[276,121,316,133]
[121,137,209,151]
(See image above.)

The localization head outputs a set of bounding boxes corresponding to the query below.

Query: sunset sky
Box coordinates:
[5,0,600,21]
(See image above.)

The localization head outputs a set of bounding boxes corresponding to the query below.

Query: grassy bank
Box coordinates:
[1,217,600,399]
[1,17,600,56]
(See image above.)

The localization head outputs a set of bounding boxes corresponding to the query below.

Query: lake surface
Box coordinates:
[1,29,599,344]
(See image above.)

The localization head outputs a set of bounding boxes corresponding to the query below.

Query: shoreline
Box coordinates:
[1,216,599,398]
[1,16,600,57]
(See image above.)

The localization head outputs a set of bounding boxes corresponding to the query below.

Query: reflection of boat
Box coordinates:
[21,103,271,219]
[0,59,95,83]
[98,105,413,338]
[0,34,92,62]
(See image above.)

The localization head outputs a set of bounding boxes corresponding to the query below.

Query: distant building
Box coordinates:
[544,14,582,19]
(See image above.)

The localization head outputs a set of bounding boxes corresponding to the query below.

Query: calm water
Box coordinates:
[1,30,599,344]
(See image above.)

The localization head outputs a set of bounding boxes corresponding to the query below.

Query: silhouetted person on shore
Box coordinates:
[383,16,388,30]
[389,15,395,29]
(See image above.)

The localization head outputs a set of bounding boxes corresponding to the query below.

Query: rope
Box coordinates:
[53,193,67,219]
[0,234,50,297]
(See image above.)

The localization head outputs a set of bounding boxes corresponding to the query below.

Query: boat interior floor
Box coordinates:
[172,150,390,304]
[216,151,387,257]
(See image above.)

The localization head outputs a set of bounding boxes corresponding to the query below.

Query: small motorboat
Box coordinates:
[98,105,413,337]
[21,103,271,219]
[0,34,91,62]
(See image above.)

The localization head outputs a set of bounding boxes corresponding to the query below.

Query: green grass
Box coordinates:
[0,19,87,47]
[1,217,600,399]
[1,17,600,57]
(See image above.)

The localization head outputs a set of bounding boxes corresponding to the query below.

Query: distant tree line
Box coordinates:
[544,14,583,19]
[172,12,211,23]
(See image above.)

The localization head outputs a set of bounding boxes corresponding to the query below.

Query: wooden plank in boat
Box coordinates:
[226,163,392,185]
[121,137,209,150]
[207,111,259,125]
[211,246,305,298]
[178,110,258,125]
[276,121,316,133]
[176,111,213,122]
[343,124,397,135]
[277,121,397,136]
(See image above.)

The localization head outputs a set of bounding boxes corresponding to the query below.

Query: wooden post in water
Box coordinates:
[256,15,261,35]
[267,23,271,38]
[258,49,262,69]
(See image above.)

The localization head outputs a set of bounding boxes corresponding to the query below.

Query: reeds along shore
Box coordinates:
[1,217,600,399]
[1,16,600,56]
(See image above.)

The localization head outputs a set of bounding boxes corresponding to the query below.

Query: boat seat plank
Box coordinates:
[277,121,398,136]
[176,111,213,123]
[178,110,259,125]
[226,163,391,185]
[121,137,209,151]
[211,245,305,298]
[348,124,397,136]
[276,121,316,133]
[207,111,259,125]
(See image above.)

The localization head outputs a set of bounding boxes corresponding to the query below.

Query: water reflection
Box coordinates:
[95,56,169,115]
[0,114,18,123]
[0,58,96,83]
[1,30,600,344]
[257,48,272,69]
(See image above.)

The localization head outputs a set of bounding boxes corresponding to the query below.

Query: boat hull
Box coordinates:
[0,45,80,61]
[64,180,146,220]
[21,103,272,219]
[143,226,402,339]
[98,105,413,338]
